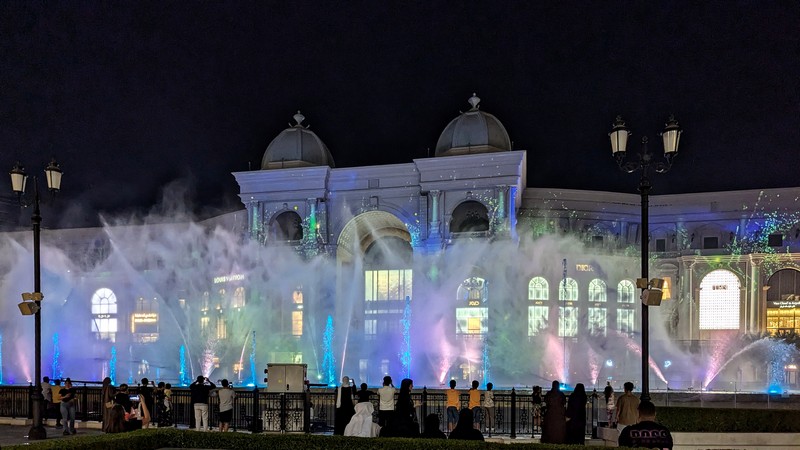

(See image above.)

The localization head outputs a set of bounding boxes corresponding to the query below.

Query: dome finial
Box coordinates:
[293,110,306,127]
[468,93,480,110]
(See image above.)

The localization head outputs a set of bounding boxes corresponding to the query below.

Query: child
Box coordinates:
[468,380,482,429]
[445,379,459,432]
[483,382,495,433]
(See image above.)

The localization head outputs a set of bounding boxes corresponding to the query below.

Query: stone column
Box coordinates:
[429,190,441,238]
[508,185,518,242]
[749,255,763,333]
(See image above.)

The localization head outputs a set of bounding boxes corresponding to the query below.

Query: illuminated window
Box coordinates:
[558,278,578,301]
[91,288,118,342]
[131,296,159,343]
[292,288,303,304]
[291,311,303,336]
[528,305,549,336]
[216,316,227,339]
[661,277,672,301]
[588,307,607,336]
[365,319,377,335]
[365,269,412,301]
[617,280,635,304]
[528,277,549,301]
[200,315,209,331]
[699,269,741,330]
[232,287,245,308]
[456,308,488,334]
[617,308,635,334]
[457,277,487,304]
[558,306,578,337]
[589,279,607,302]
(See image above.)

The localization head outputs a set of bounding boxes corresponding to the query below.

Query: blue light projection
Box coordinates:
[399,296,412,378]
[0,333,3,384]
[179,346,189,386]
[51,333,62,380]
[321,315,335,386]
[249,330,257,386]
[109,346,117,385]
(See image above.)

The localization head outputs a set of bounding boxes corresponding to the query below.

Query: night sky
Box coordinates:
[1,1,798,227]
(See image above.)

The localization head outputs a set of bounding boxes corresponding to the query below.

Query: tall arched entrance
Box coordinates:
[336,211,414,384]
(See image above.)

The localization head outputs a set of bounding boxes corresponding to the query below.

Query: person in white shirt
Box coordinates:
[40,376,52,424]
[214,379,236,432]
[377,376,395,428]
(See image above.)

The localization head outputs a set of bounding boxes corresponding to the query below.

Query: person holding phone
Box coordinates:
[59,378,77,435]
[190,375,216,431]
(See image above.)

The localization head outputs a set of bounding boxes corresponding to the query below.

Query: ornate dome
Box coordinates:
[435,94,512,157]
[261,111,335,170]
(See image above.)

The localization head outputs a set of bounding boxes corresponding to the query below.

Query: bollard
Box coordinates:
[510,387,517,439]
[81,383,89,422]
[280,392,287,432]
[591,389,598,439]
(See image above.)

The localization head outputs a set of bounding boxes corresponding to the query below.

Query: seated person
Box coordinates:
[344,401,381,437]
[448,408,484,441]
[420,414,446,439]
[618,400,673,450]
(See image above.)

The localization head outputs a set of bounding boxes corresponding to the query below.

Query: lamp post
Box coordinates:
[608,116,681,402]
[10,159,62,440]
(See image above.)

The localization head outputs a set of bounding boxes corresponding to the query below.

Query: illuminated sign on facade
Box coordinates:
[698,270,740,330]
[575,264,594,272]
[213,274,245,284]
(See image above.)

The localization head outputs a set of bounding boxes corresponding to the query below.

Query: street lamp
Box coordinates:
[10,158,62,440]
[608,116,681,402]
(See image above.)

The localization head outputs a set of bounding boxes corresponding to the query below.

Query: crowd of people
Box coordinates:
[334,375,671,448]
[39,373,671,447]
[40,373,237,435]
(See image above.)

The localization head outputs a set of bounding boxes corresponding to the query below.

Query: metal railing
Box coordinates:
[3,384,795,435]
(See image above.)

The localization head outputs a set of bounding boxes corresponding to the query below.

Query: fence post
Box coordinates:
[280,392,287,432]
[28,383,34,420]
[303,387,310,433]
[81,382,89,422]
[252,386,261,433]
[591,388,598,439]
[421,387,428,432]
[510,387,517,439]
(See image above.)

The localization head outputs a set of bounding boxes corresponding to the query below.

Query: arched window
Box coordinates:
[699,269,741,330]
[617,280,636,304]
[91,288,118,342]
[450,201,490,233]
[271,211,303,241]
[528,277,549,301]
[589,279,607,302]
[456,277,488,335]
[232,287,245,309]
[558,278,579,301]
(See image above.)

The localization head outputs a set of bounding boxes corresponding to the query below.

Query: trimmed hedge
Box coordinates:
[658,406,800,432]
[4,428,627,450]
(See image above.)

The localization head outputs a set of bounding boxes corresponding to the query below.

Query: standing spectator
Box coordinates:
[155,382,173,427]
[565,383,588,444]
[604,381,616,427]
[51,379,62,428]
[531,385,543,434]
[615,381,640,431]
[380,378,419,437]
[190,376,216,431]
[101,377,115,433]
[215,379,236,432]
[356,383,375,403]
[334,376,355,435]
[40,377,52,425]
[618,400,673,449]
[467,380,482,430]
[377,376,395,428]
[483,382,495,433]
[139,378,154,428]
[114,384,133,413]
[59,378,77,435]
[448,408,484,441]
[445,379,459,432]
[540,380,566,444]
